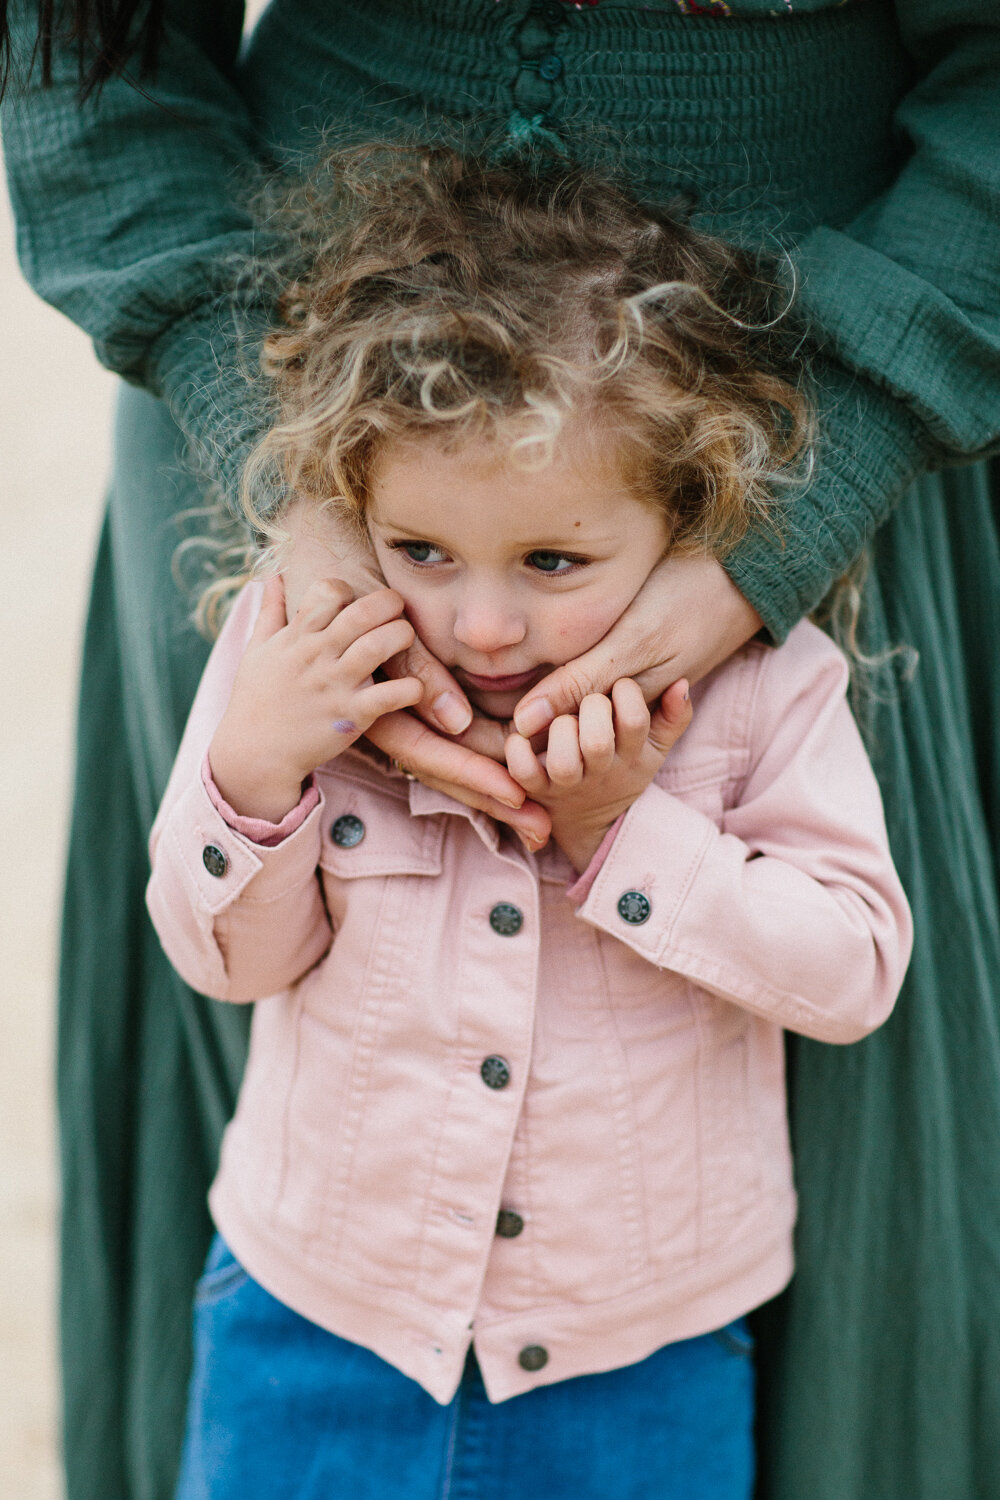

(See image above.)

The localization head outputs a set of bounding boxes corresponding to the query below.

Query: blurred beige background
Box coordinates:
[1,176,114,1500]
[2,11,267,1496]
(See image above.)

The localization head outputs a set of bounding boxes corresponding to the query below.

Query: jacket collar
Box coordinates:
[407,777,501,854]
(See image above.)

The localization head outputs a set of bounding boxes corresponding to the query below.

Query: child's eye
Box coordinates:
[391,540,448,565]
[526,551,584,575]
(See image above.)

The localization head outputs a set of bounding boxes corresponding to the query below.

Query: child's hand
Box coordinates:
[504,679,692,872]
[209,575,423,821]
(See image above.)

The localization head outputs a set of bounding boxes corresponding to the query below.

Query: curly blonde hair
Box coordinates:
[200,142,811,626]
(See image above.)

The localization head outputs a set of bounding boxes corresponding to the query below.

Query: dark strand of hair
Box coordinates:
[0,0,163,102]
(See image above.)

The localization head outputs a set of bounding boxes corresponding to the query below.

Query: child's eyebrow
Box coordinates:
[369,516,431,534]
[372,513,624,552]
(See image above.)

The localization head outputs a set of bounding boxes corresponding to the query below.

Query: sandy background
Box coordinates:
[1,176,114,1500]
[1,10,270,1496]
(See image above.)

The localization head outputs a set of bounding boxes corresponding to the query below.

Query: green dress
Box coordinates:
[4,1,1000,1496]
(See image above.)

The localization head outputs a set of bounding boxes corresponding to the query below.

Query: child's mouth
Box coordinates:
[456,666,548,694]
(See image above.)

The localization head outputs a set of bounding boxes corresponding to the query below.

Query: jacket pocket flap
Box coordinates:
[316,772,444,878]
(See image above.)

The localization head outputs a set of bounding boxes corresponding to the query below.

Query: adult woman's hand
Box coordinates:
[511,553,764,738]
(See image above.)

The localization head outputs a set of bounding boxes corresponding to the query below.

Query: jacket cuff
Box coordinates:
[157,770,326,919]
[565,815,626,904]
[723,356,923,642]
[202,754,319,847]
[574,785,715,963]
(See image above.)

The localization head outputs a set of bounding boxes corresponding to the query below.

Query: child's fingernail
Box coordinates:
[514,696,553,737]
[432,692,472,734]
[518,831,543,852]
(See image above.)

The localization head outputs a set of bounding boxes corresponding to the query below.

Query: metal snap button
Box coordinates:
[489,903,523,936]
[331,814,365,848]
[202,844,228,878]
[536,0,565,25]
[617,890,651,925]
[496,1209,524,1239]
[480,1056,512,1090]
[518,1345,549,1371]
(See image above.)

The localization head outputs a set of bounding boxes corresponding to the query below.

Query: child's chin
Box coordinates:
[467,688,521,722]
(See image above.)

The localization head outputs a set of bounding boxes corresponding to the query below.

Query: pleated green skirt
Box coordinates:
[56,2,1000,1495]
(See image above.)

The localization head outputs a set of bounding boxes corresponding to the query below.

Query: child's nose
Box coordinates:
[453,591,527,654]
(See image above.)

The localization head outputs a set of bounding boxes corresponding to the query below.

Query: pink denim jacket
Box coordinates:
[147,583,912,1404]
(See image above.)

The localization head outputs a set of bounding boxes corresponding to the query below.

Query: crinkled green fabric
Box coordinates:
[3,1,1000,1496]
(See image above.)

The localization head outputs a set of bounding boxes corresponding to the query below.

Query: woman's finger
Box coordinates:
[381,633,474,736]
[365,710,527,811]
[577,694,616,773]
[336,617,416,682]
[417,777,552,850]
[647,680,693,756]
[611,679,651,758]
[544,715,584,786]
[367,711,552,848]
[513,554,762,737]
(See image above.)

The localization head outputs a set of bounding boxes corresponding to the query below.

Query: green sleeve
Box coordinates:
[1,0,268,500]
[726,0,1000,640]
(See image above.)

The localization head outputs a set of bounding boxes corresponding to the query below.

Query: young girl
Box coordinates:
[147,147,912,1500]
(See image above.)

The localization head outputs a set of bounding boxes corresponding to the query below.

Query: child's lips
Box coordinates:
[456,666,548,694]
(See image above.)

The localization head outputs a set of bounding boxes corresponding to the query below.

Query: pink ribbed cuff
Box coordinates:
[565,815,626,904]
[202,754,319,848]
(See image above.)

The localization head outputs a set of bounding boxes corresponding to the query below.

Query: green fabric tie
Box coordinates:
[504,111,567,155]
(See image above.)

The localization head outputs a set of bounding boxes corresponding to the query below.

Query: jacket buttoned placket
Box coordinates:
[404,787,542,1393]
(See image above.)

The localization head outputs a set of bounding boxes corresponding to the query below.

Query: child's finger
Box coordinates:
[504,731,550,798]
[251,573,288,642]
[544,714,585,786]
[577,694,616,773]
[336,618,417,681]
[610,679,651,756]
[356,676,425,724]
[647,679,693,756]
[322,587,407,650]
[292,576,355,633]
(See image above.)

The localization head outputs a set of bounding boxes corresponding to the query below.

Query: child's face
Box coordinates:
[367,427,670,720]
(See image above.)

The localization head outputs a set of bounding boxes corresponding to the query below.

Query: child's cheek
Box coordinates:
[391,591,451,660]
[550,598,624,658]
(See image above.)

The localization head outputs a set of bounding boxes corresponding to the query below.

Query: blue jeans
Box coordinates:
[175,1235,755,1500]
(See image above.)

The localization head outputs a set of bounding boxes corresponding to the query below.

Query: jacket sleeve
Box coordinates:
[725,0,1000,639]
[573,628,913,1044]
[146,585,334,1001]
[0,0,269,504]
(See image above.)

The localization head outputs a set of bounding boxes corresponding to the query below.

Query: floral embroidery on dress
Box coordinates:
[497,1,845,14]
[671,0,733,14]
